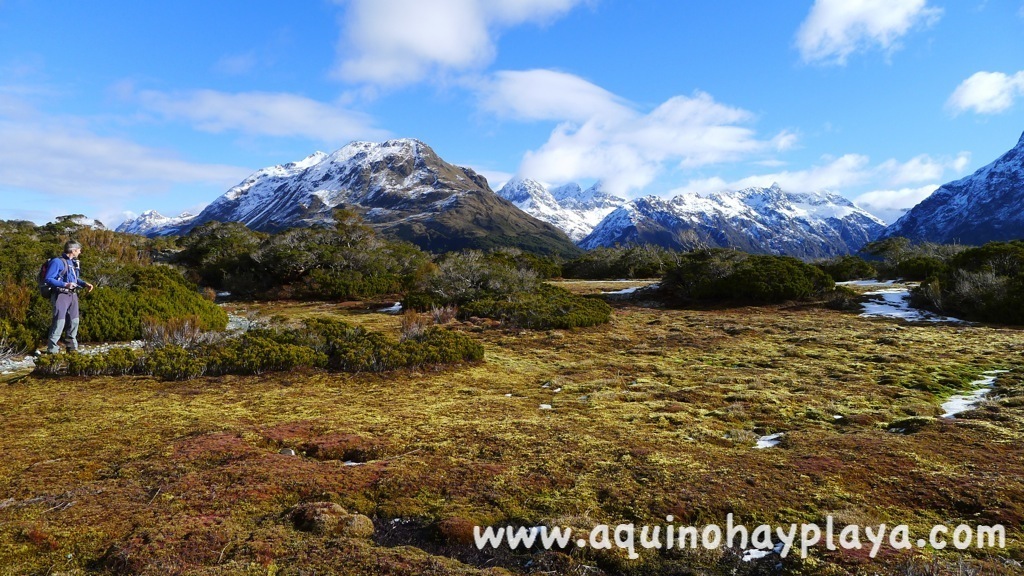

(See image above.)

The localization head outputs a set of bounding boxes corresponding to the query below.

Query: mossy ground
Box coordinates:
[2,288,1024,575]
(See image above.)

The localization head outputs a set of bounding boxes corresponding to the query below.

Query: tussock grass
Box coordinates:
[2,301,1024,574]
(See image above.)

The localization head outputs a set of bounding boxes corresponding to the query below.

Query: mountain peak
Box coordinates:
[581,184,885,257]
[117,138,579,256]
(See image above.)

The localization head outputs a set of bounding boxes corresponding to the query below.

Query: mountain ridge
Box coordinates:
[117,139,580,257]
[882,131,1024,244]
[580,184,886,259]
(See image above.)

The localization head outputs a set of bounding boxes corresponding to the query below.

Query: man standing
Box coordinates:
[44,241,94,354]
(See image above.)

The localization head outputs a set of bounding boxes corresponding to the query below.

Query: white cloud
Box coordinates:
[947,71,1024,115]
[0,95,248,225]
[479,69,633,123]
[480,70,788,196]
[796,0,942,65]
[334,0,585,86]
[853,185,938,223]
[877,152,970,185]
[0,118,247,199]
[472,168,515,191]
[670,154,875,198]
[136,89,388,144]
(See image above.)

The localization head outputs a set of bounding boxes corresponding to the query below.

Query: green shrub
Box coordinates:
[0,318,36,354]
[894,256,946,281]
[727,256,834,302]
[815,256,876,281]
[140,345,207,380]
[206,335,327,375]
[33,348,142,377]
[563,245,679,279]
[34,316,484,380]
[461,284,612,329]
[73,267,228,343]
[909,242,1024,325]
[663,250,834,304]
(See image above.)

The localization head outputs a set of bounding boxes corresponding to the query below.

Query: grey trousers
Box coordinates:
[47,292,80,353]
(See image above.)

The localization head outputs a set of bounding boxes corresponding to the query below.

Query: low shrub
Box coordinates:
[205,335,327,376]
[663,250,834,305]
[140,345,207,380]
[399,310,431,342]
[461,284,612,329]
[910,241,1024,325]
[34,317,484,380]
[141,315,217,349]
[814,256,876,281]
[563,245,679,279]
[34,348,142,377]
[0,318,35,355]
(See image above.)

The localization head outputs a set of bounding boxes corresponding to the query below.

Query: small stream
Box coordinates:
[941,370,1009,418]
[837,280,967,323]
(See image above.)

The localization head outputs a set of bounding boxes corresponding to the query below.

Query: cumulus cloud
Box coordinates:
[136,89,388,144]
[669,154,875,198]
[852,185,938,223]
[877,152,970,185]
[479,70,788,196]
[947,71,1024,115]
[796,0,942,65]
[479,69,633,123]
[334,0,585,86]
[0,115,247,200]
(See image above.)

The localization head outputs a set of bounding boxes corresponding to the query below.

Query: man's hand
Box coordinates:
[85,282,94,293]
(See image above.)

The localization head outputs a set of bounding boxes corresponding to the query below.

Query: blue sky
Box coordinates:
[1,0,1023,227]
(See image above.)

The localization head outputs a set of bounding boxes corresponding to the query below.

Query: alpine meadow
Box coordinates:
[3,1,1024,575]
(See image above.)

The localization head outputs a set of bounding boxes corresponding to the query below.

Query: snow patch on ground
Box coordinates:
[859,286,967,323]
[941,370,1009,418]
[0,340,146,375]
[754,433,783,449]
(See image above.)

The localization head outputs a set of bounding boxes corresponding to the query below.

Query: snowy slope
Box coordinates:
[581,183,885,259]
[116,139,579,256]
[496,178,626,241]
[116,210,195,235]
[883,131,1024,244]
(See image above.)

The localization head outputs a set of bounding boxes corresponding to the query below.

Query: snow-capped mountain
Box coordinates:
[580,184,886,259]
[116,210,196,236]
[496,178,626,241]
[117,139,579,256]
[882,131,1024,244]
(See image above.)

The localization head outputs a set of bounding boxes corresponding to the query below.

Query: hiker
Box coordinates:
[44,241,94,354]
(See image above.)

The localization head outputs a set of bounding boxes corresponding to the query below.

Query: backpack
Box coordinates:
[37,257,69,298]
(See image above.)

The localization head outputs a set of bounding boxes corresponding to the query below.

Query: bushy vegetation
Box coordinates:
[663,249,835,304]
[911,241,1024,325]
[176,210,433,300]
[34,317,483,380]
[860,236,965,280]
[405,250,612,329]
[562,245,680,279]
[461,283,612,329]
[814,255,876,281]
[0,217,222,349]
